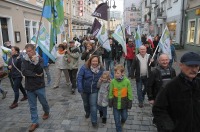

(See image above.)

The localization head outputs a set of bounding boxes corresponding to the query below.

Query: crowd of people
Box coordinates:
[0,34,200,132]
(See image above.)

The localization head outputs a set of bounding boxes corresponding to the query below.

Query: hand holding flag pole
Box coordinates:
[149,43,159,66]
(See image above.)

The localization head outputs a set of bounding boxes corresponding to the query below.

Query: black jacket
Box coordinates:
[81,49,98,61]
[153,73,200,132]
[147,66,176,100]
[21,56,45,91]
[131,54,155,81]
[102,44,117,60]
[8,54,23,78]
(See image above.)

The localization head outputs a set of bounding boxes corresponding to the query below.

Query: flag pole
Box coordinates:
[35,0,46,46]
[149,44,159,66]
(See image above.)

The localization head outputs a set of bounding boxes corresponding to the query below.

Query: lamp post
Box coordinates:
[105,0,116,35]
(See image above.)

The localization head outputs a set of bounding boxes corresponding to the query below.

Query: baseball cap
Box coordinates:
[180,52,200,65]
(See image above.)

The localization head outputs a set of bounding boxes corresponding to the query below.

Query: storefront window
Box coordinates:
[188,20,196,43]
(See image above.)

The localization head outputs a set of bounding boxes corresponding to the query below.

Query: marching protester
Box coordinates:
[81,41,98,61]
[169,38,177,67]
[77,55,104,127]
[147,54,176,105]
[21,44,50,132]
[109,64,133,132]
[153,52,200,132]
[53,44,71,89]
[0,55,7,99]
[131,45,155,108]
[97,71,111,125]
[125,38,135,77]
[65,40,80,94]
[8,46,27,109]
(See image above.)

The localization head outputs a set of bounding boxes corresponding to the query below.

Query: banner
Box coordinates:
[96,24,111,51]
[147,35,155,48]
[0,46,11,66]
[91,18,102,37]
[32,25,56,62]
[159,26,172,59]
[91,3,109,21]
[112,25,127,55]
[135,25,142,49]
[125,25,131,36]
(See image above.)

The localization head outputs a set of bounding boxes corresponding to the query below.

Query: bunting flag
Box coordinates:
[125,25,131,36]
[32,24,56,62]
[159,26,172,59]
[112,25,127,55]
[42,0,64,54]
[91,18,102,37]
[91,3,109,21]
[96,24,111,51]
[135,25,142,53]
[147,35,155,48]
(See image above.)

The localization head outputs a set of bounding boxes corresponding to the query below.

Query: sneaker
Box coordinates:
[42,112,49,120]
[66,82,71,86]
[92,122,98,128]
[29,123,39,132]
[2,91,7,99]
[102,118,107,125]
[20,96,28,101]
[121,120,125,128]
[9,102,18,109]
[138,103,144,108]
[53,86,59,89]
[71,88,75,94]
[99,111,103,118]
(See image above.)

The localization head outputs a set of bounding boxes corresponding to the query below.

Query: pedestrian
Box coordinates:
[0,55,7,99]
[97,71,111,125]
[169,38,177,67]
[81,41,98,61]
[153,52,200,132]
[8,46,27,109]
[21,44,50,132]
[109,64,133,132]
[125,38,135,77]
[53,44,71,89]
[77,55,104,127]
[131,45,155,108]
[65,40,80,94]
[147,53,176,105]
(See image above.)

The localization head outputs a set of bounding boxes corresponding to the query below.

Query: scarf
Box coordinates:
[58,49,66,54]
[90,65,100,74]
[115,75,124,82]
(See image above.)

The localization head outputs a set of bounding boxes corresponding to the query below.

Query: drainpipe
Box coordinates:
[180,0,185,48]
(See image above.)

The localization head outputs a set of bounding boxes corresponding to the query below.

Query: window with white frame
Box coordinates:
[187,20,196,44]
[167,0,171,8]
[197,19,200,45]
[25,20,39,44]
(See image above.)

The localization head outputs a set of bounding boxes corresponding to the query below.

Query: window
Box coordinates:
[25,20,39,44]
[187,20,196,44]
[167,0,171,9]
[197,19,200,45]
[25,20,31,43]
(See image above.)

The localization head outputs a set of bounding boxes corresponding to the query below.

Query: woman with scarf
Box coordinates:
[77,55,104,127]
[8,46,27,109]
[81,41,98,61]
[53,44,70,89]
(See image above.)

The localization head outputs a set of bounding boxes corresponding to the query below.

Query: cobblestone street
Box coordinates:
[0,50,187,132]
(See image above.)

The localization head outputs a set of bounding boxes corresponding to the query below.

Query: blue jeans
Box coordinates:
[113,108,128,132]
[12,77,27,103]
[44,66,51,85]
[27,88,50,124]
[126,59,133,77]
[136,76,148,104]
[105,58,114,78]
[81,92,98,123]
[98,105,107,118]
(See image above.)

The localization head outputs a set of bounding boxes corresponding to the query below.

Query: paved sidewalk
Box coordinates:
[0,49,187,132]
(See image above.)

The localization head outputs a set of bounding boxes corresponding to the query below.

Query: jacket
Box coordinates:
[125,44,135,60]
[81,48,98,61]
[147,66,176,100]
[131,53,155,81]
[65,46,80,70]
[77,65,104,93]
[8,54,23,78]
[153,73,200,132]
[55,52,67,69]
[21,55,45,91]
[108,77,133,109]
[103,44,117,60]
[97,81,110,107]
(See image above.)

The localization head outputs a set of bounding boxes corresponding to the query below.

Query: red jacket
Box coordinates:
[125,44,135,60]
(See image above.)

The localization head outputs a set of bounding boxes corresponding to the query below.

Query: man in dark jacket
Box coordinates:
[21,44,50,132]
[147,54,176,105]
[153,52,200,132]
[131,45,155,108]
